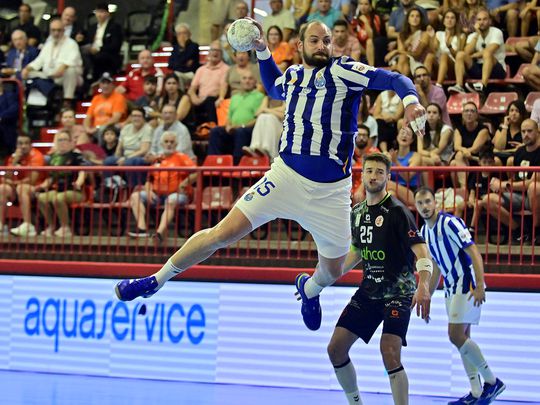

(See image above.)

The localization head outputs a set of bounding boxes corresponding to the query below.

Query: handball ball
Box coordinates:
[227,19,260,52]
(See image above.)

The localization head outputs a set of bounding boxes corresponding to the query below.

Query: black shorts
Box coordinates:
[336,290,413,346]
[468,62,506,80]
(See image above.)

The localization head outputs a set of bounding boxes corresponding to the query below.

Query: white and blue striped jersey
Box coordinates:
[257,49,418,182]
[420,212,476,297]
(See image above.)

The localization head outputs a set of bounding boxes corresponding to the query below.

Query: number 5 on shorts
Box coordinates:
[255,178,276,196]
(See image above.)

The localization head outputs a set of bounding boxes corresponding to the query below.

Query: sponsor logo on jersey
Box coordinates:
[408,229,418,238]
[314,72,326,89]
[375,215,384,227]
[360,246,386,261]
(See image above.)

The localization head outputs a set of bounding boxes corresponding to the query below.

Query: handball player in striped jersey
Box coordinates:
[115,19,430,333]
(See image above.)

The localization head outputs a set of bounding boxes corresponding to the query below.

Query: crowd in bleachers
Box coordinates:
[0,0,539,246]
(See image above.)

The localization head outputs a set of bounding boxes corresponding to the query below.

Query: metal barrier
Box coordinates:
[0,165,538,269]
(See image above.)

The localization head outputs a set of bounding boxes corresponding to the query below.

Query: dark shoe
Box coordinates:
[128,229,150,238]
[448,392,479,405]
[294,273,322,331]
[115,276,159,301]
[476,378,505,404]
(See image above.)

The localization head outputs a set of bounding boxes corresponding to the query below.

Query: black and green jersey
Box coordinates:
[351,194,425,300]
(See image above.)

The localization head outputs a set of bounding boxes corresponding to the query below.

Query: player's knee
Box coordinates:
[448,329,466,347]
[380,340,400,366]
[327,340,349,365]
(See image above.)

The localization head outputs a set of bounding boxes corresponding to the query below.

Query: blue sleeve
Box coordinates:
[0,92,19,121]
[257,49,286,101]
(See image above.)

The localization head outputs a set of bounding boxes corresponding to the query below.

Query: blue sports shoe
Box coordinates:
[294,273,322,331]
[448,392,479,405]
[115,276,159,301]
[476,378,505,404]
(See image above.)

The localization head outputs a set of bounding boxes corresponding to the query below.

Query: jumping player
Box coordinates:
[326,153,432,405]
[414,187,505,405]
[114,19,428,333]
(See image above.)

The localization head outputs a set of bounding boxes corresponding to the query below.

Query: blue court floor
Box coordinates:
[0,370,534,405]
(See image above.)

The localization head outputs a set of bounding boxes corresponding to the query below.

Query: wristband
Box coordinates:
[402,95,419,108]
[416,257,433,275]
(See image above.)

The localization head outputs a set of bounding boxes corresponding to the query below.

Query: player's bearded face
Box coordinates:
[303,46,330,68]
[364,179,386,194]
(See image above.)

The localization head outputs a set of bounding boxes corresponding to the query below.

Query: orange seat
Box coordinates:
[202,154,234,178]
[525,91,540,112]
[236,155,270,178]
[478,92,518,115]
[447,93,480,115]
[39,127,59,142]
[187,186,234,211]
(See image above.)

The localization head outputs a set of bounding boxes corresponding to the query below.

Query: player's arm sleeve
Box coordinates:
[393,206,425,246]
[256,48,286,100]
[447,217,474,249]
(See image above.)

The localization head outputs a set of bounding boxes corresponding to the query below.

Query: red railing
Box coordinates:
[0,165,538,269]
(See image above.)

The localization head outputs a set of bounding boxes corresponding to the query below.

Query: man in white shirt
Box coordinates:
[22,18,83,104]
[448,9,506,95]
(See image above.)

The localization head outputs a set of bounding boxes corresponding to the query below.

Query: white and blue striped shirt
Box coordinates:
[257,49,418,182]
[420,212,476,296]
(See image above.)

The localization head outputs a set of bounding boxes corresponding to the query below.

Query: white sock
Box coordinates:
[154,259,184,288]
[459,339,496,385]
[304,277,324,299]
[334,358,363,404]
[388,366,408,405]
[460,355,482,398]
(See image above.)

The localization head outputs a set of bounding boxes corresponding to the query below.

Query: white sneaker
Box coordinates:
[448,84,466,94]
[10,223,37,237]
[465,82,484,93]
[40,227,55,237]
[54,227,73,237]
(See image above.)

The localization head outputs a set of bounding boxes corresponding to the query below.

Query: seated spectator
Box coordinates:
[266,26,294,72]
[350,0,384,66]
[169,23,200,91]
[99,125,120,159]
[488,0,519,37]
[449,101,490,189]
[188,43,229,126]
[309,0,351,17]
[158,73,192,125]
[103,107,152,185]
[60,6,86,44]
[515,36,538,63]
[448,9,506,95]
[357,94,378,147]
[211,0,249,41]
[387,0,427,41]
[467,149,496,235]
[1,30,38,80]
[22,18,83,107]
[518,1,540,37]
[0,79,20,161]
[116,50,164,103]
[484,119,540,244]
[418,103,453,166]
[413,65,451,126]
[36,130,86,238]
[351,124,381,202]
[433,9,466,86]
[286,0,311,25]
[523,39,540,90]
[531,98,540,125]
[82,2,123,81]
[208,71,264,164]
[287,29,302,65]
[243,95,285,160]
[128,132,196,241]
[217,50,261,108]
[493,100,526,166]
[414,0,440,25]
[263,0,296,42]
[307,0,342,27]
[135,75,160,114]
[460,0,485,35]
[0,134,45,236]
[11,3,42,47]
[83,72,127,141]
[331,20,361,61]
[385,7,434,77]
[220,23,236,66]
[372,89,403,152]
[147,104,195,162]
[58,108,103,164]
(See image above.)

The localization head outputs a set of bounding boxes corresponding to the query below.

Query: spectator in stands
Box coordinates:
[523,39,540,90]
[211,0,249,41]
[493,100,526,166]
[414,0,440,25]
[243,95,285,160]
[12,3,41,47]
[387,0,427,41]
[287,29,302,65]
[83,72,127,140]
[385,7,434,77]
[519,1,540,36]
[515,36,538,63]
[147,104,195,162]
[217,50,262,108]
[135,75,159,113]
[357,94,378,147]
[36,130,86,238]
[22,18,83,107]
[168,23,200,92]
[467,149,496,236]
[207,71,264,164]
[485,119,540,244]
[372,89,403,152]
[350,0,384,66]
[83,2,123,81]
[59,108,86,144]
[0,134,45,236]
[413,65,451,126]
[220,23,236,66]
[488,0,519,37]
[460,0,486,34]
[188,43,229,126]
[0,79,20,161]
[450,101,491,189]
[386,124,421,206]
[433,9,466,87]
[418,103,454,166]
[448,9,506,95]
[158,73,192,124]
[263,0,296,42]
[60,6,85,44]
[286,0,311,25]
[116,50,164,103]
[351,124,380,202]
[128,132,196,241]
[266,26,295,71]
[1,30,38,80]
[100,125,120,159]
[331,20,361,61]
[309,0,351,17]
[531,98,540,125]
[307,0,342,27]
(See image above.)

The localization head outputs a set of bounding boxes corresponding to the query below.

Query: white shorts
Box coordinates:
[235,157,352,258]
[445,293,481,325]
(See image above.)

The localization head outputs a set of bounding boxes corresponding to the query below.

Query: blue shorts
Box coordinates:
[139,190,189,206]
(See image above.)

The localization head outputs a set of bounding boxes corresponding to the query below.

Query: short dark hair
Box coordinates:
[357,124,370,137]
[333,19,348,29]
[479,149,495,161]
[17,133,32,141]
[130,106,145,116]
[414,187,435,198]
[363,152,391,172]
[143,75,158,84]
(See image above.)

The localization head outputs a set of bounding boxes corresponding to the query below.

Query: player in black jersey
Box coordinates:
[327,153,433,405]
